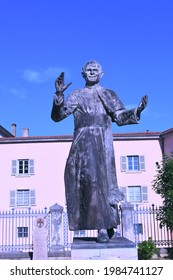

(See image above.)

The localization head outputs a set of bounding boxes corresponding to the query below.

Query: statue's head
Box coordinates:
[81,60,104,85]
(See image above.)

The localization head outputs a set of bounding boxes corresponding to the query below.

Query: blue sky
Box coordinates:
[0,0,173,136]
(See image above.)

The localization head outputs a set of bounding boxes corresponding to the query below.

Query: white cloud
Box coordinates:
[21,67,69,83]
[0,86,27,99]
[8,88,27,99]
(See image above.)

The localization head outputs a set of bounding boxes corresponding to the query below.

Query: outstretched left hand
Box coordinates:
[137,95,148,116]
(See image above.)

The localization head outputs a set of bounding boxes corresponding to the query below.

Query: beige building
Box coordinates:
[0,124,172,211]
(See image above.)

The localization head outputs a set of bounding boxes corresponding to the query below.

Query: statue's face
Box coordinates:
[83,63,103,84]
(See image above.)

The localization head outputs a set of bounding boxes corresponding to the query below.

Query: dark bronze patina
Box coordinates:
[51,60,148,242]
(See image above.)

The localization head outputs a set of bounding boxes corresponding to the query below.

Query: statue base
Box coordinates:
[71,237,137,260]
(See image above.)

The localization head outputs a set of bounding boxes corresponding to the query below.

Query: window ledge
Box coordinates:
[125,171,143,174]
[9,205,36,208]
[128,201,148,204]
[11,174,34,178]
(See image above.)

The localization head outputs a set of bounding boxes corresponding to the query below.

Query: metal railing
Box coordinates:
[0,207,49,252]
[0,204,172,252]
[133,204,173,247]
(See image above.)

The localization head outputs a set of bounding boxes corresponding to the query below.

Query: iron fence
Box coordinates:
[133,204,173,247]
[0,207,49,252]
[0,204,172,252]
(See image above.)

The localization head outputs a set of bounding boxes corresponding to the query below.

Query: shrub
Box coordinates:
[138,237,159,260]
[167,248,173,259]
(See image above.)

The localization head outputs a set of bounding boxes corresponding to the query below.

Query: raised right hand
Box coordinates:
[55,72,72,93]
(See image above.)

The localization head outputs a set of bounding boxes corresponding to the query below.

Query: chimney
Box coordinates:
[22,128,29,137]
[11,123,17,136]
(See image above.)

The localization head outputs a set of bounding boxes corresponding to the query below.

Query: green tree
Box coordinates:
[152,154,173,230]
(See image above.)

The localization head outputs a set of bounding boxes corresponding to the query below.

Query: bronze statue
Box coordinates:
[51,60,148,243]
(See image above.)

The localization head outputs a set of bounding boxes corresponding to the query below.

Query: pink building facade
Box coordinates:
[161,128,173,156]
[0,125,172,212]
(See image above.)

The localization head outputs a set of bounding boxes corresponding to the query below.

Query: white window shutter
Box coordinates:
[29,159,34,174]
[10,190,16,206]
[120,156,127,172]
[12,160,17,175]
[139,156,145,171]
[141,186,148,202]
[120,186,127,201]
[30,190,36,205]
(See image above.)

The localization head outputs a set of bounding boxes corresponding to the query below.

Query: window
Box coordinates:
[134,223,143,235]
[120,186,148,203]
[74,230,86,237]
[120,155,145,172]
[128,186,141,202]
[127,156,139,171]
[12,159,34,176]
[19,160,29,174]
[17,227,28,238]
[17,190,29,206]
[10,189,36,207]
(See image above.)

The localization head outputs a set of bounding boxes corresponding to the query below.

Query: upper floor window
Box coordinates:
[127,156,139,171]
[12,159,34,176]
[19,160,29,174]
[120,155,145,172]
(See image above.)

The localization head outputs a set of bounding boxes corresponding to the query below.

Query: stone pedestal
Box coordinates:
[71,237,137,260]
[121,202,135,242]
[49,203,64,252]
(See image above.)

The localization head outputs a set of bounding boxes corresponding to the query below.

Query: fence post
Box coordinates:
[63,205,70,250]
[11,208,15,251]
[121,201,135,242]
[133,204,139,244]
[151,204,157,243]
[49,203,64,252]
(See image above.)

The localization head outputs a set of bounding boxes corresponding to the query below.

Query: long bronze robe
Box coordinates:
[51,84,139,230]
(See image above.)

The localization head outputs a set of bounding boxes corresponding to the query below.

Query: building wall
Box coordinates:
[0,133,165,211]
[163,133,173,156]
[0,140,71,210]
[114,138,163,206]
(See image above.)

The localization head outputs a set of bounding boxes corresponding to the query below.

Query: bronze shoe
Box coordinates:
[97,229,109,243]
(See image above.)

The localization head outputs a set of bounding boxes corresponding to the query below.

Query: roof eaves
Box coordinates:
[0,125,14,137]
